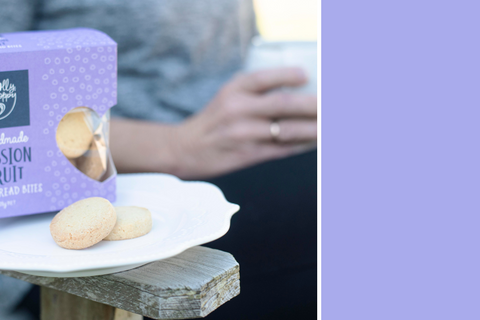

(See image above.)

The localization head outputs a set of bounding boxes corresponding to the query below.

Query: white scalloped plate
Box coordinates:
[0,173,239,277]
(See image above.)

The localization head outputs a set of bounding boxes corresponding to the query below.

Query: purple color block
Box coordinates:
[323,1,480,319]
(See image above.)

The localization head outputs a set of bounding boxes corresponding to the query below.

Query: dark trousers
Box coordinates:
[203,150,317,320]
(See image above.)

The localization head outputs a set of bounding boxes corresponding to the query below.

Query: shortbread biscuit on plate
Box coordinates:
[104,206,152,241]
[50,197,116,249]
[56,107,94,159]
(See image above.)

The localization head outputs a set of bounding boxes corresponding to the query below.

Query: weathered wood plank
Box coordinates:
[1,246,240,319]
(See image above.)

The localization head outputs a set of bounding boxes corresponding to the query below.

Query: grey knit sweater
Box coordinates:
[0,0,257,122]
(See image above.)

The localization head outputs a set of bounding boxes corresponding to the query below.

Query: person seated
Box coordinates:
[0,0,317,319]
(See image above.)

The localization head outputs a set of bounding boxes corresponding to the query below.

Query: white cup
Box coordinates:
[244,38,317,94]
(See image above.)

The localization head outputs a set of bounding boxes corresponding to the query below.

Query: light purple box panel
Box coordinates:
[0,28,117,218]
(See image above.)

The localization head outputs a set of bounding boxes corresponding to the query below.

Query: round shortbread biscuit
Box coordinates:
[50,197,116,250]
[77,142,106,181]
[68,157,77,167]
[104,206,152,241]
[77,154,105,180]
[56,107,94,159]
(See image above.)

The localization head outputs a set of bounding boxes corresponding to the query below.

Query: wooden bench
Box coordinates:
[0,246,240,319]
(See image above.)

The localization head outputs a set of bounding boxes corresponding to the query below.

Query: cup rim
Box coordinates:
[252,36,317,48]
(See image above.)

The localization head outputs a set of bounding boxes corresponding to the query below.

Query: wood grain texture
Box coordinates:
[1,246,240,319]
[41,287,114,320]
[114,308,143,320]
[41,287,143,320]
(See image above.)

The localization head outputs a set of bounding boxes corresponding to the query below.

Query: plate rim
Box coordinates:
[0,173,239,273]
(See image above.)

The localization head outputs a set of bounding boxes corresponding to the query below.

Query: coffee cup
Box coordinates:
[244,37,317,94]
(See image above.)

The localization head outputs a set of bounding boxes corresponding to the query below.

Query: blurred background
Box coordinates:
[254,0,317,41]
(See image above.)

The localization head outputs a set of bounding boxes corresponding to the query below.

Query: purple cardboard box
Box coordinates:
[0,28,117,218]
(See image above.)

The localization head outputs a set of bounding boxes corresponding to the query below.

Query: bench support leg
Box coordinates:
[41,286,143,320]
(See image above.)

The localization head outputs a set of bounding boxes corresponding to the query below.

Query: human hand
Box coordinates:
[169,67,317,179]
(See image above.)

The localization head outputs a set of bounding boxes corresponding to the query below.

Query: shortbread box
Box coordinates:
[0,28,117,218]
